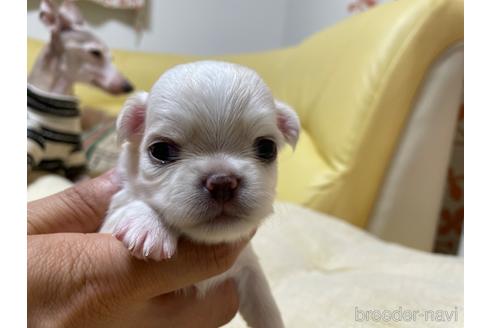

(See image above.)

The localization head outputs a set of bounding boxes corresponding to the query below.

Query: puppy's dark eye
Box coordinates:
[254,138,277,162]
[148,142,180,164]
[89,49,103,59]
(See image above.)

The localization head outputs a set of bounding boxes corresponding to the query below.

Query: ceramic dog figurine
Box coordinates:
[27,0,133,179]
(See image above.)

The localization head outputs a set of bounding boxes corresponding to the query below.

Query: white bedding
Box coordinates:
[228,203,464,327]
[27,176,464,327]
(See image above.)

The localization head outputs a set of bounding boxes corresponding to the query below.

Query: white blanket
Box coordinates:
[227,203,464,327]
[27,176,464,327]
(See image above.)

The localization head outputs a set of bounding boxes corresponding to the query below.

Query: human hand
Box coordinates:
[28,170,249,328]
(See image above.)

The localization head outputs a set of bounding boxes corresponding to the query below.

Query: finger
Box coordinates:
[55,232,253,300]
[132,236,250,298]
[28,233,242,327]
[148,279,240,328]
[191,279,240,327]
[27,169,120,235]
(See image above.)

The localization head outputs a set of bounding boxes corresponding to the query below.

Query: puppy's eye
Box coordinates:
[254,138,277,162]
[148,142,180,164]
[89,49,103,59]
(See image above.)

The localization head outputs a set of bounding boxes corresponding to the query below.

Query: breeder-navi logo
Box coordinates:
[355,306,459,323]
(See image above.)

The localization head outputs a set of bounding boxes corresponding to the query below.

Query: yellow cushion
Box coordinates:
[27,0,463,228]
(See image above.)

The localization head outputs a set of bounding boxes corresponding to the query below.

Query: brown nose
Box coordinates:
[204,174,239,203]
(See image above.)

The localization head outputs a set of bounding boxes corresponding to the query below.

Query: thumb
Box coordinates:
[27,169,121,235]
[31,232,252,301]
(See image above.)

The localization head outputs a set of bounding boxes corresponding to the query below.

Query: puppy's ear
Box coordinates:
[275,100,300,149]
[116,92,148,145]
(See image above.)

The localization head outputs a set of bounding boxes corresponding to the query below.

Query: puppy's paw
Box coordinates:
[102,200,178,261]
[113,219,178,261]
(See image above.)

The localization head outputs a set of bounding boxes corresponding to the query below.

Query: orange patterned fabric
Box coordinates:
[434,103,464,254]
[348,0,379,13]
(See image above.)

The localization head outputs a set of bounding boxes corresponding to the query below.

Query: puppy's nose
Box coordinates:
[122,80,134,93]
[205,174,239,203]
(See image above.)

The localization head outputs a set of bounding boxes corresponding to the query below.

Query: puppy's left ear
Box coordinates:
[116,92,148,145]
[275,100,300,149]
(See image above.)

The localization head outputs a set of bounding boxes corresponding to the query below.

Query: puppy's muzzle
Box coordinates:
[204,173,239,203]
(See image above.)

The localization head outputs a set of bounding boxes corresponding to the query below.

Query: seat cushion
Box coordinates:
[228,202,463,327]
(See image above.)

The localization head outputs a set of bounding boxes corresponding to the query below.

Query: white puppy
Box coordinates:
[100,61,300,328]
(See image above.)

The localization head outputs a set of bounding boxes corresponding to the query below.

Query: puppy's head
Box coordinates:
[117,61,300,243]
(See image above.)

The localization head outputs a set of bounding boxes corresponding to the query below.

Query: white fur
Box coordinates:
[100,61,300,327]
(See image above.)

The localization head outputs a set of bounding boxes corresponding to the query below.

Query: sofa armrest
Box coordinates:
[268,0,464,234]
[367,44,463,251]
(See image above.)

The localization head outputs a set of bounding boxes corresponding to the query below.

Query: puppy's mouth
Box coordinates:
[207,208,242,224]
[177,196,269,243]
[200,203,249,226]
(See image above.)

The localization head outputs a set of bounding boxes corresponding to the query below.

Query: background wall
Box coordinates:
[27,0,390,55]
